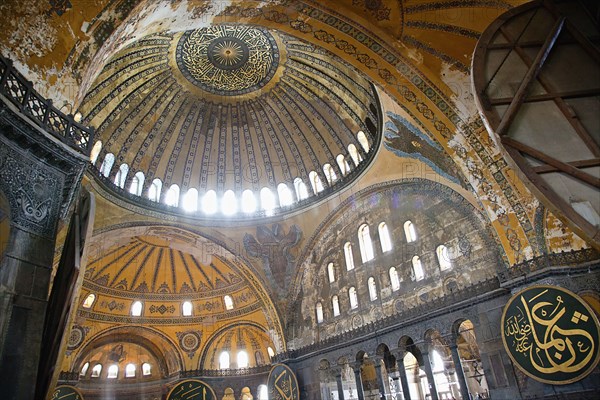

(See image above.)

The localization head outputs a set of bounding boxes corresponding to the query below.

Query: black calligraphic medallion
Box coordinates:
[51,385,84,399]
[166,379,216,400]
[501,285,600,384]
[267,363,299,400]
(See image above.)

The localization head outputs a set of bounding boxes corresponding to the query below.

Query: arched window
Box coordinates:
[412,256,424,281]
[348,287,358,310]
[99,153,115,177]
[316,302,324,323]
[224,295,234,310]
[344,242,355,271]
[107,364,118,379]
[323,163,337,184]
[254,350,265,365]
[237,350,249,369]
[165,184,180,207]
[258,385,268,400]
[182,188,198,212]
[148,178,162,202]
[125,363,136,378]
[277,183,294,207]
[129,171,145,196]
[378,222,392,252]
[336,154,350,176]
[82,293,96,309]
[219,351,230,369]
[308,171,324,194]
[294,177,309,201]
[327,262,335,283]
[404,220,417,242]
[91,364,102,378]
[182,301,193,316]
[358,224,374,262]
[90,141,102,165]
[389,266,400,291]
[202,190,217,214]
[332,295,340,317]
[368,277,378,301]
[131,301,143,316]
[267,347,275,359]
[255,350,264,365]
[437,245,452,270]
[114,163,129,188]
[142,363,152,376]
[357,131,370,152]
[348,144,362,166]
[80,362,90,377]
[222,190,237,215]
[260,187,276,214]
[241,189,257,213]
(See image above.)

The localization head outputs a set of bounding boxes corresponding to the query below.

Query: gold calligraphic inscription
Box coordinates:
[166,379,216,400]
[501,285,600,384]
[267,363,299,400]
[176,25,279,96]
[51,385,84,400]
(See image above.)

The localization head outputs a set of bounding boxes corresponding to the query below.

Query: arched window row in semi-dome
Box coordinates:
[92,135,372,215]
[218,350,260,370]
[80,362,152,379]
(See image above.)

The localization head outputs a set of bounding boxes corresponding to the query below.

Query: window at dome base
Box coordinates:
[222,190,238,215]
[142,363,152,376]
[202,190,217,214]
[294,178,309,201]
[182,188,198,212]
[165,184,180,207]
[241,190,257,213]
[148,179,162,202]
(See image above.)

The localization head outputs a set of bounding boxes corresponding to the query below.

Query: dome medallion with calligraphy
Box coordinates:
[176,25,279,96]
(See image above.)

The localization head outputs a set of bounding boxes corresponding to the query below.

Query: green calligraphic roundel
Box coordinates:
[166,379,216,400]
[267,363,300,400]
[501,285,600,384]
[51,385,84,400]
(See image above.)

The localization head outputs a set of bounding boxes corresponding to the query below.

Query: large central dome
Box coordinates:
[176,25,280,95]
[81,24,381,218]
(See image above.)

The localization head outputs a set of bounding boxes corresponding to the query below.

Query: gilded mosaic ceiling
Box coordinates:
[80,25,380,197]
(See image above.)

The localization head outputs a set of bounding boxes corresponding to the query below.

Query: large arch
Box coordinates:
[71,325,182,377]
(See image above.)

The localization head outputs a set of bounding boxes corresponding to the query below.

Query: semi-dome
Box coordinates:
[81,24,382,218]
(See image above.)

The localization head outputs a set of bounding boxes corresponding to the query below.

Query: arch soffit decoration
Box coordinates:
[289,178,504,302]
[84,223,286,352]
[71,0,540,264]
[71,324,182,376]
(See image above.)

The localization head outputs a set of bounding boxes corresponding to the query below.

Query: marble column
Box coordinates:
[450,343,471,400]
[394,352,411,400]
[374,357,387,399]
[351,362,365,400]
[335,368,345,400]
[422,352,439,400]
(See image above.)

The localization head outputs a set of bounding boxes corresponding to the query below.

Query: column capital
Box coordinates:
[349,361,362,372]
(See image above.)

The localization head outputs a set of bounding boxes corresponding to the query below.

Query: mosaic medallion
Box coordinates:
[67,325,88,351]
[501,285,600,384]
[176,330,202,358]
[176,25,279,95]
